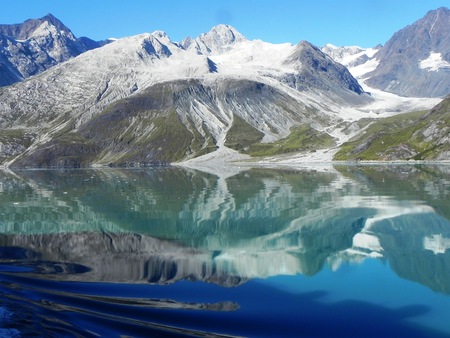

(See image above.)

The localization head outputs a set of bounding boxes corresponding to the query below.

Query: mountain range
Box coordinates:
[0,8,449,167]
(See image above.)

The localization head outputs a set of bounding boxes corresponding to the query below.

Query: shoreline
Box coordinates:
[1,159,450,171]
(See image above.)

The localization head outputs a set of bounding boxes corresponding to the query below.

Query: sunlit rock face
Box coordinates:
[184,24,247,55]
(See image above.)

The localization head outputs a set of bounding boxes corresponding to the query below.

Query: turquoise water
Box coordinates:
[0,165,449,337]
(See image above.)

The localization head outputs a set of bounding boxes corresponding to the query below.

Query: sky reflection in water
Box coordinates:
[0,165,449,337]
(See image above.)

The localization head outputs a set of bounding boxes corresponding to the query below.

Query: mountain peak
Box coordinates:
[40,13,70,32]
[152,30,168,37]
[188,24,246,55]
[422,6,450,29]
[210,24,244,36]
[284,40,365,95]
[427,6,450,15]
[203,24,246,44]
[365,6,450,97]
[151,30,172,44]
[0,14,103,86]
[0,13,72,40]
[297,40,316,49]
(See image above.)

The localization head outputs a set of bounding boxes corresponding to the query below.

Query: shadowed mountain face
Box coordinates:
[0,232,247,286]
[366,7,450,97]
[0,14,70,40]
[0,14,105,86]
[282,41,364,96]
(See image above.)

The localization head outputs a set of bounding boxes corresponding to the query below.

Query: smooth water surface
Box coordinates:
[0,165,449,337]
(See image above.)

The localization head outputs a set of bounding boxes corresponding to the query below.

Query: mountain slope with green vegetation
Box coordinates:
[334,95,450,161]
[8,79,334,167]
[243,124,335,157]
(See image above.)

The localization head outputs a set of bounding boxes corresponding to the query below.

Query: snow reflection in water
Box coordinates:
[0,165,449,337]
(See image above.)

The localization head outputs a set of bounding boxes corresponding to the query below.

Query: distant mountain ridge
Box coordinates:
[324,7,450,98]
[366,7,450,97]
[0,14,107,86]
[0,13,69,40]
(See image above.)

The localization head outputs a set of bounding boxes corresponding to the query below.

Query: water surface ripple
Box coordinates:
[0,165,449,337]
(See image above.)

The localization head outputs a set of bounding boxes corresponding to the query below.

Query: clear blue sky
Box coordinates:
[0,0,449,47]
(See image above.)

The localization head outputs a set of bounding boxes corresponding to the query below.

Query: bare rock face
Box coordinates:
[366,7,450,98]
[0,14,104,86]
[283,41,365,98]
[185,24,247,54]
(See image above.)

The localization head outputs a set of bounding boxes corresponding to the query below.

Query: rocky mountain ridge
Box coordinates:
[366,7,450,98]
[0,20,375,167]
[325,7,450,98]
[0,14,107,86]
[0,11,448,167]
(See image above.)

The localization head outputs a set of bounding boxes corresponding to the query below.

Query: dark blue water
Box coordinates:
[0,165,449,337]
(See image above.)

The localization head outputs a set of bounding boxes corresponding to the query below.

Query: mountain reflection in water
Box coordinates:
[0,165,449,337]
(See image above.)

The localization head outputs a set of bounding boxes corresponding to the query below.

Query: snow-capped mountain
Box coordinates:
[0,22,376,167]
[322,44,376,68]
[0,14,106,86]
[0,11,447,167]
[324,7,450,98]
[321,44,380,80]
[182,24,246,54]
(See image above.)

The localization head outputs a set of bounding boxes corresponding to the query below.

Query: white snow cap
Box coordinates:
[189,24,247,55]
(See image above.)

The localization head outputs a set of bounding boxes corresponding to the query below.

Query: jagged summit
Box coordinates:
[206,24,246,42]
[0,14,106,86]
[38,13,70,33]
[186,24,247,55]
[151,30,169,39]
[0,13,71,40]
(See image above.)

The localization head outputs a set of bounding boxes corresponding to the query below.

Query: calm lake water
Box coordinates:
[0,165,449,337]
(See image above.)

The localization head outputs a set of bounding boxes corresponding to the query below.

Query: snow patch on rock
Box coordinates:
[419,52,450,72]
